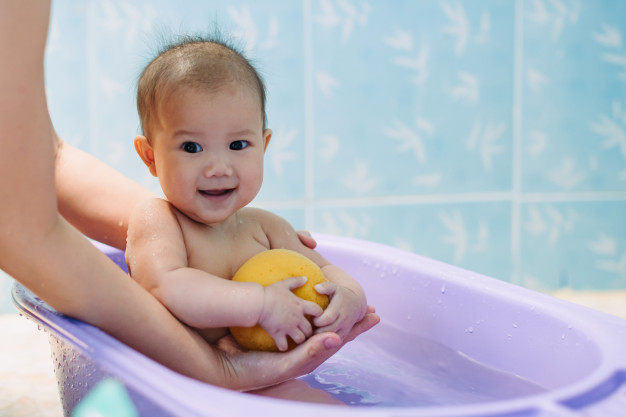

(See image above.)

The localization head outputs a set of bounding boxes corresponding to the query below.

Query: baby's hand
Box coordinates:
[312,282,367,341]
[259,276,324,351]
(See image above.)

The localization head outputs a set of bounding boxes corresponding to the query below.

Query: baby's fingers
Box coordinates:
[273,334,289,352]
[280,276,308,291]
[288,328,307,346]
[303,300,323,318]
[314,282,337,296]
[313,306,339,328]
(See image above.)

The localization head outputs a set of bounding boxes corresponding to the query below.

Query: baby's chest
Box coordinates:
[186,235,270,279]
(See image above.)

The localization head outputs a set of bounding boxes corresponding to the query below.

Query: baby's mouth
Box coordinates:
[199,188,234,198]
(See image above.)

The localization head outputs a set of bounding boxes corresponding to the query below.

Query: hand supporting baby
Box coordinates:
[259,276,323,351]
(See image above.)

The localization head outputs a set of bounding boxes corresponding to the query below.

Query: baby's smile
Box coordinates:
[199,188,235,198]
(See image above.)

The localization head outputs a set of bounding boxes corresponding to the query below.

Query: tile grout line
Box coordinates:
[86,0,98,156]
[511,0,525,285]
[303,0,315,231]
[254,190,626,210]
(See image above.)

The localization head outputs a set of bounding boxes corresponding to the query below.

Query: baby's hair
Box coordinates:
[137,29,267,138]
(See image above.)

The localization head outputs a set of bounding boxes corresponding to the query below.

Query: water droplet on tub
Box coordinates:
[441,285,446,294]
[407,315,411,320]
[466,327,474,334]
[512,323,518,328]
[561,334,566,340]
[507,334,512,339]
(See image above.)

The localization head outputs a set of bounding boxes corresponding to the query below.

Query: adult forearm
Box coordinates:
[17,216,230,384]
[55,138,156,250]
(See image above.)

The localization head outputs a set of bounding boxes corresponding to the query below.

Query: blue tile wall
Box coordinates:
[1,0,625,313]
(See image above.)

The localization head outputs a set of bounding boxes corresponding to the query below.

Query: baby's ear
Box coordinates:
[134,135,157,177]
[263,129,272,152]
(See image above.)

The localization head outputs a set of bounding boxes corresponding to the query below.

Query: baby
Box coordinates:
[126,35,368,352]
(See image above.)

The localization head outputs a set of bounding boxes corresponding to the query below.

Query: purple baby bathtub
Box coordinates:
[12,234,626,416]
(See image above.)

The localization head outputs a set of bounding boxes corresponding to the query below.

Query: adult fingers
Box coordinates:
[296,230,317,249]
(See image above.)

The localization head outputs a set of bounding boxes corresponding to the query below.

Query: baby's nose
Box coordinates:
[203,158,233,178]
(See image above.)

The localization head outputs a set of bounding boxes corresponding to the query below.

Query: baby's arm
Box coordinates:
[257,209,369,341]
[126,199,321,350]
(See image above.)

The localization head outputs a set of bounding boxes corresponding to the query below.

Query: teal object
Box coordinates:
[72,378,138,417]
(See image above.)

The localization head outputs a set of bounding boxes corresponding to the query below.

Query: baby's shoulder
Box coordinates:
[238,207,298,247]
[129,197,179,229]
[238,207,286,227]
[134,196,173,212]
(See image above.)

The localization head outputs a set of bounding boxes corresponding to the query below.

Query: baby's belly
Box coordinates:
[196,327,230,345]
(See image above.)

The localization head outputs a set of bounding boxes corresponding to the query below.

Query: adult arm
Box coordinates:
[55,137,156,250]
[0,0,227,381]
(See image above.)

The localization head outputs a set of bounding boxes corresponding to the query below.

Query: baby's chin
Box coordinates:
[194,210,232,225]
[178,202,234,226]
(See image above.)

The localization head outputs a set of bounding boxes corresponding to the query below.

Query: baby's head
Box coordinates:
[134,34,272,226]
[137,34,267,139]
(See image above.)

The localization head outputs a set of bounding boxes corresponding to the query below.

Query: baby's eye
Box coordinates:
[230,140,249,151]
[181,142,203,153]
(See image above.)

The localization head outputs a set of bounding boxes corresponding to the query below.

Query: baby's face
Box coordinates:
[149,83,271,225]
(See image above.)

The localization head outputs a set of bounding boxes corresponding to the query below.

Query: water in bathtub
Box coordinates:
[298,323,547,407]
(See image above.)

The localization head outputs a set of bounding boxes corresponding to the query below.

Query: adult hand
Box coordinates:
[296,230,317,249]
[215,305,379,391]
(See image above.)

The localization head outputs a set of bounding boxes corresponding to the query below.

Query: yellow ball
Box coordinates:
[230,249,330,351]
